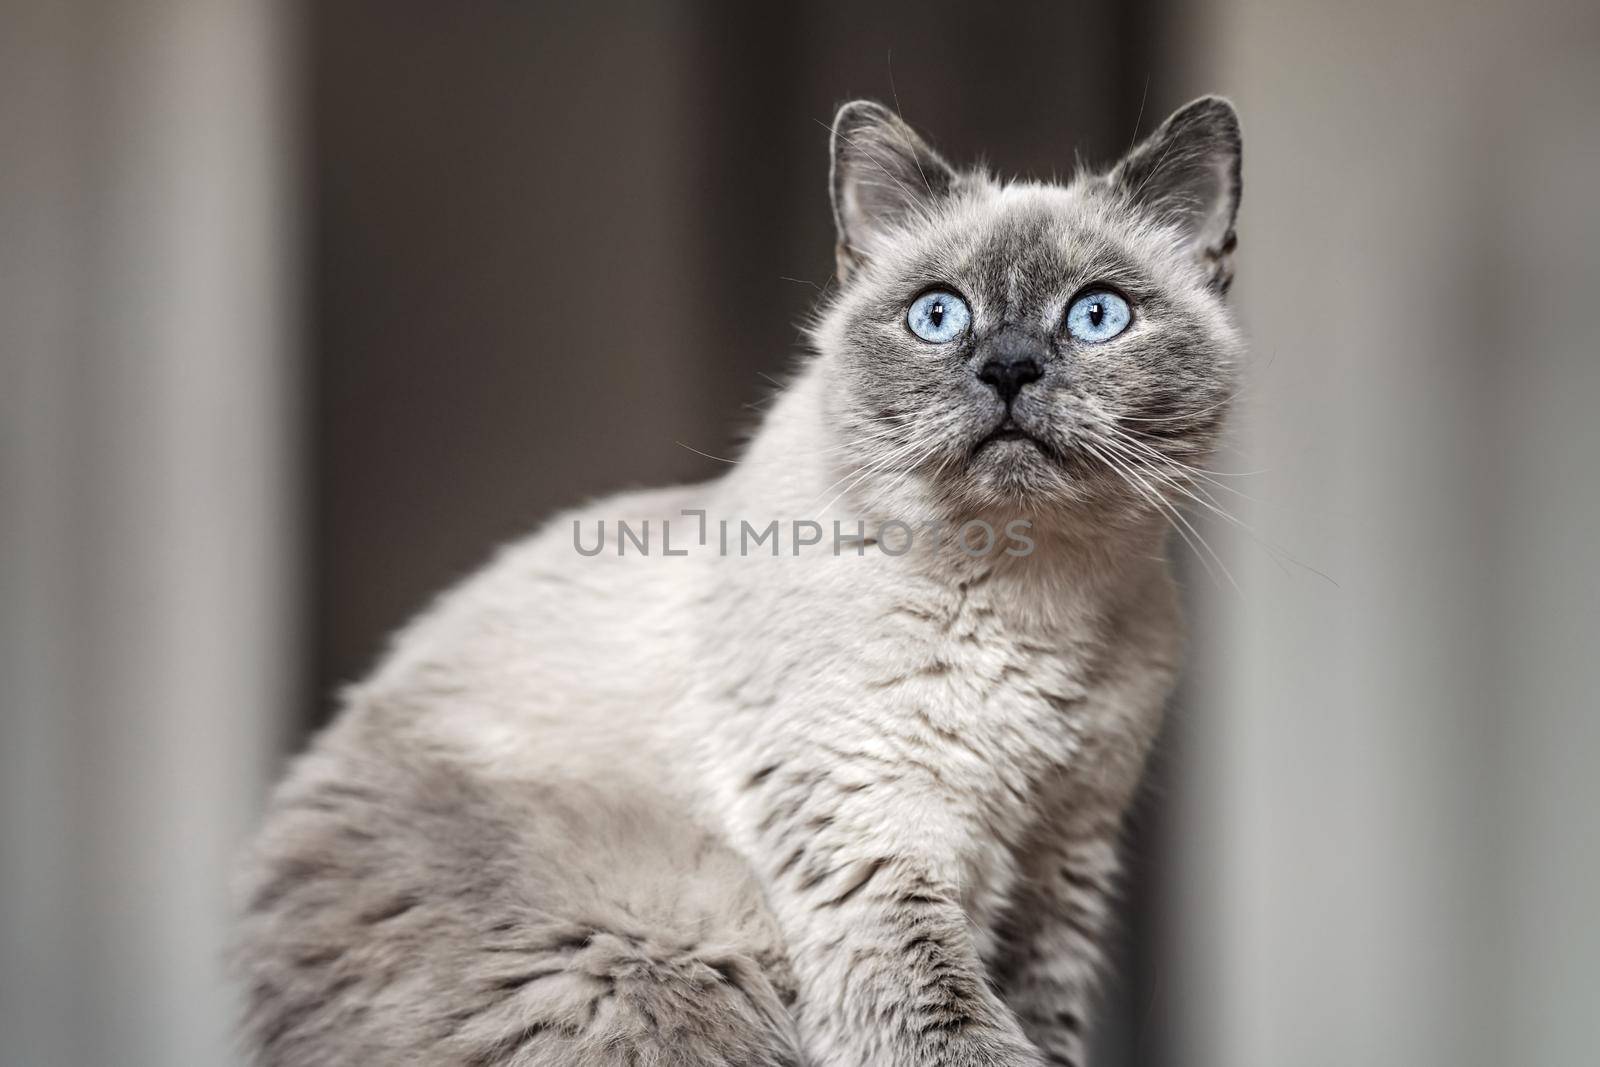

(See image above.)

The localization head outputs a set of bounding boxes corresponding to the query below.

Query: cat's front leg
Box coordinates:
[783,859,1044,1067]
[738,767,1044,1067]
[994,835,1120,1067]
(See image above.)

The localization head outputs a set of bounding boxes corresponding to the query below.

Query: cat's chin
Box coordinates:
[960,442,1071,500]
[950,432,1131,517]
[967,420,1068,472]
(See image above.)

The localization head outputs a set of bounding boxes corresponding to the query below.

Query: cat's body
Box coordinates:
[237,99,1244,1067]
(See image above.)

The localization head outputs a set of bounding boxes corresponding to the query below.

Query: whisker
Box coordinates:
[1111,389,1246,425]
[813,418,958,522]
[675,440,739,465]
[1090,433,1337,587]
[1088,440,1240,593]
[1091,435,1295,579]
[1083,441,1221,588]
[885,50,934,200]
[804,433,934,516]
[1099,423,1266,491]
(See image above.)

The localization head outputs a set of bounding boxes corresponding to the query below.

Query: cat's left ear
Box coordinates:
[1111,96,1242,292]
[830,100,958,281]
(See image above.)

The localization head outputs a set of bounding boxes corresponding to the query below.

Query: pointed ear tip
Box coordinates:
[1175,95,1242,138]
[1187,93,1238,112]
[832,99,895,131]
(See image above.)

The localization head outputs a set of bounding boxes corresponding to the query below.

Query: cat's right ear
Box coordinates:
[1109,96,1243,292]
[830,100,957,282]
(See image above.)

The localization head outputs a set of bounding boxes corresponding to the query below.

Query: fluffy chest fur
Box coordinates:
[687,522,1181,961]
[846,573,1101,950]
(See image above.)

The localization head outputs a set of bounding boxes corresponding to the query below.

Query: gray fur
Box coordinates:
[235,97,1244,1066]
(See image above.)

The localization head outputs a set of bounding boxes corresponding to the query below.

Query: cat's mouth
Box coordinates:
[975,419,1044,452]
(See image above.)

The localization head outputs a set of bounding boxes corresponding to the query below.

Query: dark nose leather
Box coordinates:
[977,332,1046,405]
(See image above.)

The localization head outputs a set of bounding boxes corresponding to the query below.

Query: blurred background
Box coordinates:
[3,1,1597,1064]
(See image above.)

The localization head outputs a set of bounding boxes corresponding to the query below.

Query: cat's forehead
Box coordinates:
[896,180,1151,299]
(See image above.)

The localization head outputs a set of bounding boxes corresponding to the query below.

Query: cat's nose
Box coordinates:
[976,337,1045,405]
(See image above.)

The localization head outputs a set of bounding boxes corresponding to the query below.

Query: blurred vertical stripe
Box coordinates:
[1166,4,1600,1066]
[0,1,300,1063]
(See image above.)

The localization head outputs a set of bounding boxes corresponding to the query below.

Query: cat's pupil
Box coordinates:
[930,303,944,327]
[1089,302,1104,327]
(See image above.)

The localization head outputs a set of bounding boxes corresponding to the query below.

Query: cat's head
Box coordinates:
[811,97,1243,531]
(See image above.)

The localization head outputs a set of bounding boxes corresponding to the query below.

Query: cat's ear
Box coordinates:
[830,100,958,281]
[1110,96,1242,292]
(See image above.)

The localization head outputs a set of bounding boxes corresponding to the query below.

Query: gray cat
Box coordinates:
[235,96,1244,1067]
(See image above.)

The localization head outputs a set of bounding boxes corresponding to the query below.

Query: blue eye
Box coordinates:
[1064,289,1132,342]
[907,290,971,343]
